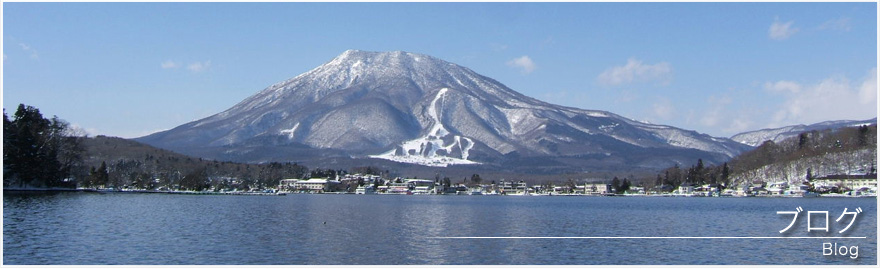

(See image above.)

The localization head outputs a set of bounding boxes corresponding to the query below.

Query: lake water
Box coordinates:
[3,192,876,265]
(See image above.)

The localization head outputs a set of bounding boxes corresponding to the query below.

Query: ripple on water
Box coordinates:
[3,193,876,265]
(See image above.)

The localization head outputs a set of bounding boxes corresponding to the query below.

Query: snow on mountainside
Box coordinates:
[370,88,478,167]
[136,50,751,170]
[731,118,877,147]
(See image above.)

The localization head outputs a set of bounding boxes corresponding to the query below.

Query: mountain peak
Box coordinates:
[302,49,455,88]
[331,50,436,65]
[137,50,751,171]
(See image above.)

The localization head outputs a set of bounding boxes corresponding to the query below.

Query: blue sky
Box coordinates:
[3,2,877,139]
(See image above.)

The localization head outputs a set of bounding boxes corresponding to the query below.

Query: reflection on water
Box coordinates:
[3,193,876,265]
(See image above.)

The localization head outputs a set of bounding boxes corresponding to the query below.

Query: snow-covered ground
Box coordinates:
[730,148,876,185]
[370,88,479,167]
[731,118,876,147]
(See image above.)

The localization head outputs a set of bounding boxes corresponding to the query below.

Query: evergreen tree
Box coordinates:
[695,159,705,185]
[620,178,630,194]
[720,162,730,186]
[611,177,621,193]
[858,125,870,146]
[3,104,78,188]
[798,133,808,149]
[96,161,109,188]
[806,167,813,182]
[470,174,482,185]
[3,111,15,187]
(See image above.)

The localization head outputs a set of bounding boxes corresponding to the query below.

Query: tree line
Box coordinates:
[1,104,460,192]
[79,135,312,191]
[4,104,86,188]
[636,124,877,191]
[4,103,365,191]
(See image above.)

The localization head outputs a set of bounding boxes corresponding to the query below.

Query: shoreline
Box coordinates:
[2,188,286,196]
[3,188,875,198]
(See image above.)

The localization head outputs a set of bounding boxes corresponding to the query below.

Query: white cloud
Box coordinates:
[617,90,639,103]
[651,98,676,120]
[768,68,878,127]
[700,95,732,127]
[69,124,99,137]
[857,68,878,105]
[763,80,801,93]
[598,58,672,86]
[818,17,852,32]
[723,118,753,135]
[187,61,211,73]
[18,43,38,59]
[161,60,179,69]
[506,55,536,74]
[769,18,798,41]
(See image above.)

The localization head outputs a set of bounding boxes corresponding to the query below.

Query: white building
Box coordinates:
[278,178,299,192]
[340,174,383,185]
[676,184,694,195]
[355,185,376,194]
[582,183,612,195]
[406,179,435,194]
[498,180,528,194]
[387,182,411,194]
[279,178,339,193]
[813,175,877,192]
[766,182,788,195]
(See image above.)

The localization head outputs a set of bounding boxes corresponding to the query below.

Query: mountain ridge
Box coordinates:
[731,118,877,147]
[137,50,751,171]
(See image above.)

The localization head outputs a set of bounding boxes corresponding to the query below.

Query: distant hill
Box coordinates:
[728,124,876,185]
[730,118,876,147]
[81,136,603,188]
[81,136,308,190]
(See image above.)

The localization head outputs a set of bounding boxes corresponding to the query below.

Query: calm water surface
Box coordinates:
[3,192,876,265]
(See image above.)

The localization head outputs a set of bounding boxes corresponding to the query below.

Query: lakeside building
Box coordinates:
[532,185,547,194]
[731,183,752,196]
[765,182,788,195]
[278,178,340,193]
[652,184,675,194]
[626,186,646,195]
[406,179,435,194]
[553,185,572,194]
[785,183,812,196]
[498,180,528,195]
[469,185,488,195]
[812,175,878,193]
[278,179,298,192]
[386,182,411,194]
[439,184,467,194]
[355,185,376,194]
[581,183,612,195]
[340,174,383,186]
[675,184,694,195]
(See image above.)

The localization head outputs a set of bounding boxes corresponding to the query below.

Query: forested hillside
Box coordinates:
[81,136,309,191]
[4,103,317,191]
[646,124,876,190]
[727,124,876,185]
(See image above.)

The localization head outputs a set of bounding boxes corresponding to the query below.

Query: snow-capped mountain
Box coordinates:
[137,50,751,170]
[731,118,877,147]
